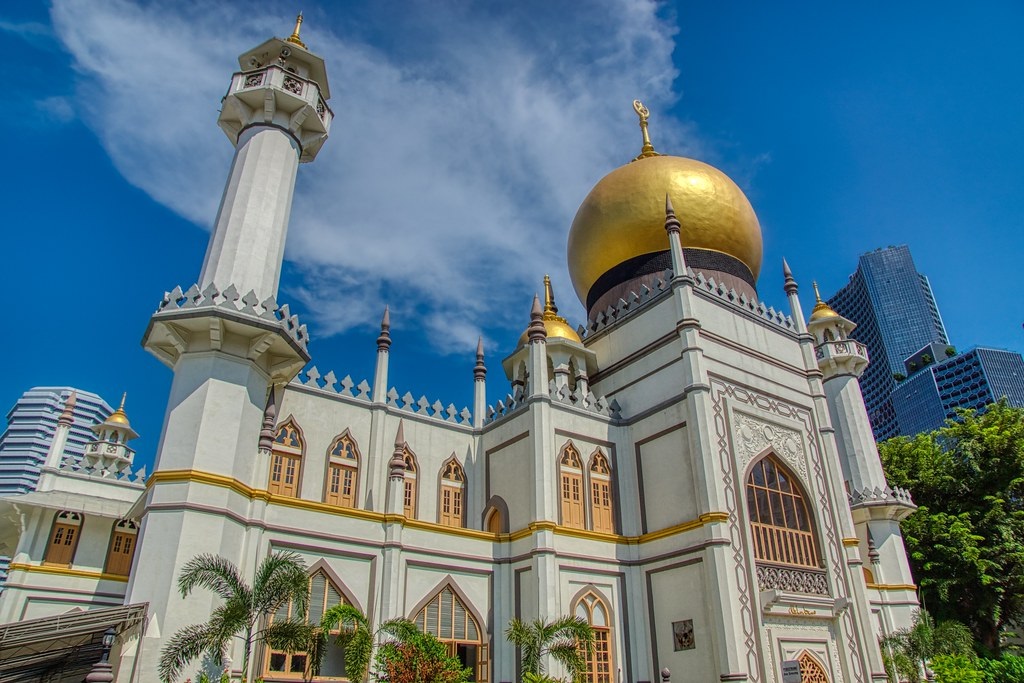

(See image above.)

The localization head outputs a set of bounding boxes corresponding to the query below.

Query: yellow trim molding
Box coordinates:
[866,583,917,591]
[148,469,730,546]
[8,562,129,583]
[842,537,860,547]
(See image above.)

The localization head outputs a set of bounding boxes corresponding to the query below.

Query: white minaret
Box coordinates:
[199,13,333,302]
[128,18,332,681]
[806,282,918,635]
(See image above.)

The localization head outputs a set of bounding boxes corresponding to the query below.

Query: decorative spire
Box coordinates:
[107,392,132,427]
[810,281,839,321]
[543,275,558,315]
[632,100,660,161]
[867,532,880,565]
[664,194,681,235]
[783,258,798,295]
[258,389,278,452]
[527,294,547,343]
[58,391,77,427]
[377,306,392,351]
[286,12,307,49]
[474,336,487,381]
[389,420,407,478]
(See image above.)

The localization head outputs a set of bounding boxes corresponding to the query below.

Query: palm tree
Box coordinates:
[305,604,418,682]
[158,551,312,683]
[880,608,975,683]
[505,616,595,683]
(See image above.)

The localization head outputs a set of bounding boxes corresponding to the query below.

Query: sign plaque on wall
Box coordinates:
[781,660,801,683]
[671,620,694,651]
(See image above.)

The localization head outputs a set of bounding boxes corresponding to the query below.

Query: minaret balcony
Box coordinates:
[815,339,869,376]
[219,66,333,161]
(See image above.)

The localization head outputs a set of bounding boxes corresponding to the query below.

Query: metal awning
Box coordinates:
[0,603,147,683]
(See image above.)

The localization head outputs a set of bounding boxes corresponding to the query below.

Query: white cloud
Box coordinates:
[50,0,686,353]
[33,95,74,124]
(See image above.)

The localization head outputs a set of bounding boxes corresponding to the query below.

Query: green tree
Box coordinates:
[158,551,313,683]
[305,604,417,682]
[505,616,595,683]
[374,628,470,683]
[880,609,975,683]
[880,400,1024,654]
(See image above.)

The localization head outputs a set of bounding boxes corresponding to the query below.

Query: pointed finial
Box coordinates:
[258,389,278,452]
[528,294,547,342]
[377,305,392,351]
[543,275,558,315]
[106,392,132,428]
[809,281,840,321]
[474,336,487,380]
[389,420,408,478]
[783,259,798,295]
[632,100,660,161]
[664,193,680,235]
[58,391,77,427]
[286,12,307,49]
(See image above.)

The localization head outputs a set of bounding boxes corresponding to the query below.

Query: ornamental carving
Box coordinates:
[283,76,304,95]
[244,72,265,88]
[756,563,829,596]
[734,412,806,482]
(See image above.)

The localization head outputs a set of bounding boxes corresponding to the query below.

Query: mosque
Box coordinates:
[0,17,919,683]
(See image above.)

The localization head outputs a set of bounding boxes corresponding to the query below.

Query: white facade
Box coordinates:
[0,24,920,683]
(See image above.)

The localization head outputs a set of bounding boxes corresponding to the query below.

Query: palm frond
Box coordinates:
[205,601,250,648]
[177,553,251,603]
[547,641,587,681]
[158,622,220,683]
[252,552,310,618]
[378,618,419,643]
[262,619,317,652]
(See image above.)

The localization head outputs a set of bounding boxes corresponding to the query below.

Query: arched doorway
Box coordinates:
[413,584,488,681]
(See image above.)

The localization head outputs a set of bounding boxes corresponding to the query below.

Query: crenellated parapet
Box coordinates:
[386,387,473,426]
[142,283,311,383]
[295,365,372,401]
[585,268,796,336]
[55,452,147,487]
[548,381,621,419]
[848,485,916,521]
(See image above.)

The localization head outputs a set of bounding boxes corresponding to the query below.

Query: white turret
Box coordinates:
[41,391,77,471]
[200,13,333,302]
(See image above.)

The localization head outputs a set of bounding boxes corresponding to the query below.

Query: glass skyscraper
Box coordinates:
[891,347,1024,435]
[0,386,112,587]
[828,246,948,440]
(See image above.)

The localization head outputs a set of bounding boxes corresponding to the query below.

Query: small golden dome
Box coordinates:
[106,393,132,427]
[518,276,582,347]
[567,103,762,308]
[809,281,839,321]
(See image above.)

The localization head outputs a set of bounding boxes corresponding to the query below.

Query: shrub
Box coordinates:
[932,655,984,683]
[946,346,957,358]
[978,655,1024,682]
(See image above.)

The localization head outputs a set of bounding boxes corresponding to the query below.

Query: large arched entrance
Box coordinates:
[413,584,489,681]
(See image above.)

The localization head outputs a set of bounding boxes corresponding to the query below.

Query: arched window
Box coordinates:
[574,592,612,683]
[746,455,820,568]
[403,447,418,518]
[414,585,488,681]
[105,519,138,576]
[265,569,349,679]
[797,651,829,683]
[325,432,359,508]
[559,443,585,529]
[823,328,834,342]
[439,457,466,528]
[44,511,83,565]
[589,451,614,534]
[269,420,304,498]
[484,507,503,534]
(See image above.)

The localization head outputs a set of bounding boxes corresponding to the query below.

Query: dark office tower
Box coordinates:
[828,246,949,440]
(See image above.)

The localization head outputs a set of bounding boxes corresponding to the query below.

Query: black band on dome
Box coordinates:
[585,248,757,311]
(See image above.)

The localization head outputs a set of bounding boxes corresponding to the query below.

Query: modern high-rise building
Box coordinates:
[0,387,113,496]
[828,246,949,440]
[0,387,112,588]
[891,347,1024,436]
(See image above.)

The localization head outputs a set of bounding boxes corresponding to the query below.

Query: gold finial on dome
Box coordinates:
[518,276,582,346]
[107,392,131,426]
[809,281,840,321]
[632,100,660,161]
[286,12,307,49]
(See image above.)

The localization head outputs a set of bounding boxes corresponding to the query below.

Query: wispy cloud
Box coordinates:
[33,95,74,124]
[50,0,686,353]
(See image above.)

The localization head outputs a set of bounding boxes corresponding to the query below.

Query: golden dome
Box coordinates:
[809,281,839,321]
[566,103,762,308]
[106,393,132,427]
[518,276,582,347]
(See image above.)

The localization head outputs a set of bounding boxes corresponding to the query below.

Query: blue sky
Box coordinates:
[2,1,1022,470]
